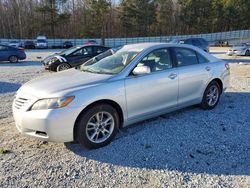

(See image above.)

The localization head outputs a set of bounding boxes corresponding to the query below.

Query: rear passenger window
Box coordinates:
[197,53,209,64]
[174,48,198,67]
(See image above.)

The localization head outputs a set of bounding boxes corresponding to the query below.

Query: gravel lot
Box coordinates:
[0,48,250,187]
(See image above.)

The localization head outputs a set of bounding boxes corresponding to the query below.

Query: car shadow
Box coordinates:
[0,61,42,67]
[0,82,21,93]
[65,91,250,176]
[210,52,226,55]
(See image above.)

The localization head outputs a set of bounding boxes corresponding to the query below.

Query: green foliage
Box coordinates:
[178,0,250,34]
[35,0,70,37]
[120,0,156,36]
[0,0,250,38]
[0,148,10,154]
[82,0,111,38]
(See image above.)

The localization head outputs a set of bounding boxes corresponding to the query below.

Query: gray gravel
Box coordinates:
[0,49,250,187]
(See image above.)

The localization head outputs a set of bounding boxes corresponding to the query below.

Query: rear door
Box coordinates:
[172,47,211,106]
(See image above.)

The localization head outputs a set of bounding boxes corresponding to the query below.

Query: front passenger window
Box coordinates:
[174,48,198,67]
[137,48,172,73]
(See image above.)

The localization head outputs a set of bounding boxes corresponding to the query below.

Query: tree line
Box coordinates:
[0,0,249,39]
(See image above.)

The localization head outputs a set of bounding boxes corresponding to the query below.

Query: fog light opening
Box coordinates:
[35,131,47,137]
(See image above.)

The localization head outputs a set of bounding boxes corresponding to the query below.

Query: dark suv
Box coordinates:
[42,44,110,72]
[180,38,209,52]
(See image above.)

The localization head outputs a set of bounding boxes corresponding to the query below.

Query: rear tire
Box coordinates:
[75,104,119,149]
[245,50,250,56]
[56,63,71,72]
[9,55,18,63]
[200,81,221,110]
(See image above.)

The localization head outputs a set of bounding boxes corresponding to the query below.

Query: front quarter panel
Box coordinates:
[68,79,127,123]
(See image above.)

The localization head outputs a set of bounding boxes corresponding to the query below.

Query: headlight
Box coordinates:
[30,96,75,111]
[48,57,58,64]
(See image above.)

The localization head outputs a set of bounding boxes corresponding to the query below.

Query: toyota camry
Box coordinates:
[13,43,230,149]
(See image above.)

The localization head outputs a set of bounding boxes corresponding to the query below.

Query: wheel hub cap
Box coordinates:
[86,112,114,143]
[206,85,219,106]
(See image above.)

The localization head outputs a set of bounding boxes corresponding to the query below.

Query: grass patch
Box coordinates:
[0,148,10,154]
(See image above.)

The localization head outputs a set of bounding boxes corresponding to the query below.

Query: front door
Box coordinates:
[125,48,178,120]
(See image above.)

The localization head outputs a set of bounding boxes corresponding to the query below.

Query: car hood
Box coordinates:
[18,69,113,98]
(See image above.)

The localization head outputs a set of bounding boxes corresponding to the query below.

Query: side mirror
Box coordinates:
[132,66,151,75]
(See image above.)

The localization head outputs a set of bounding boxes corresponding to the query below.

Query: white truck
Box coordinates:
[36,36,48,49]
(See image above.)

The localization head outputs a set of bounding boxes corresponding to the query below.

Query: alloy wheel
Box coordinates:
[206,85,219,107]
[57,63,70,71]
[86,112,115,144]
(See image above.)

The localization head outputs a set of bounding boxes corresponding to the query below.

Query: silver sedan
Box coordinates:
[13,43,230,149]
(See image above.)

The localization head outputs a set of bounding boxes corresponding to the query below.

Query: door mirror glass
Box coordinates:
[133,66,151,75]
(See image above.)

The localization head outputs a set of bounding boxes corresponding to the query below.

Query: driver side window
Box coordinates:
[137,48,172,73]
[72,47,92,56]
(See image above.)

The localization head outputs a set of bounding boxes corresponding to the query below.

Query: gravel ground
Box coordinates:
[0,48,250,187]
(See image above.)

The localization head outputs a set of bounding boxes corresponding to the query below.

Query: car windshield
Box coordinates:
[37,39,46,43]
[80,47,141,75]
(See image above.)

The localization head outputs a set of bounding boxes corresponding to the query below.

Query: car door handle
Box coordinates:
[205,66,211,71]
[168,73,177,79]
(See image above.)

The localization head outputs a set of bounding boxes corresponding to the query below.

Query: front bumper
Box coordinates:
[13,95,84,142]
[227,50,245,56]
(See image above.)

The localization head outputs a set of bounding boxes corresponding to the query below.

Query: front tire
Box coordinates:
[75,104,119,149]
[200,81,221,110]
[245,50,250,56]
[9,55,18,63]
[56,63,71,72]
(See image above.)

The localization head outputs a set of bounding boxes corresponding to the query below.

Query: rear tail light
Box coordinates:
[225,63,230,70]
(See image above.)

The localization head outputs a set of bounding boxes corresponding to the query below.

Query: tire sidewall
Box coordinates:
[56,63,70,72]
[9,56,18,63]
[76,104,119,149]
[201,81,221,110]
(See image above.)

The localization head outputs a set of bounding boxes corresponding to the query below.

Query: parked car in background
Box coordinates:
[8,41,22,48]
[179,38,209,52]
[36,36,48,49]
[36,39,48,49]
[42,44,110,72]
[214,40,229,47]
[85,40,98,45]
[24,41,36,49]
[0,44,26,63]
[63,41,73,49]
[13,43,230,149]
[76,47,120,69]
[227,43,250,56]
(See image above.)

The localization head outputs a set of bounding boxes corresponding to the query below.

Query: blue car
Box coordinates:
[0,44,26,63]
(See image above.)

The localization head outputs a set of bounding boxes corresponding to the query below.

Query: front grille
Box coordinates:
[14,97,30,110]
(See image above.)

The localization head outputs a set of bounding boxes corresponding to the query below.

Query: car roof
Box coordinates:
[121,42,218,62]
